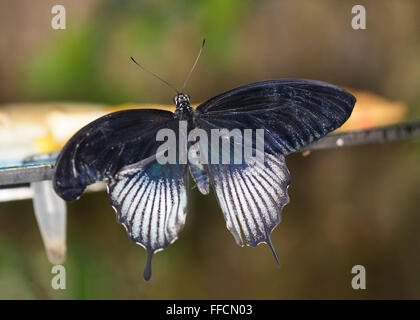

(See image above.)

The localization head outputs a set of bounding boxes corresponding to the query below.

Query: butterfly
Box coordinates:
[53,43,356,280]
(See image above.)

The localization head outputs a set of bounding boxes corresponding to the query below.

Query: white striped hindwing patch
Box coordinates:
[107,160,188,280]
[208,153,290,263]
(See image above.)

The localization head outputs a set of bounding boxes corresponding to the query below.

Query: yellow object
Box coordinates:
[336,89,408,132]
[0,90,409,161]
[34,131,60,154]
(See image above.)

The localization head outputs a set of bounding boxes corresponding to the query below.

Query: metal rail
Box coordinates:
[301,120,420,151]
[0,121,419,187]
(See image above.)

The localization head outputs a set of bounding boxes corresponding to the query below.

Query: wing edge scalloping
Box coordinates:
[207,153,291,265]
[106,162,188,281]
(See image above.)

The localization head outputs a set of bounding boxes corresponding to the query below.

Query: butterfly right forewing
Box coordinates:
[194,79,356,257]
[197,79,355,155]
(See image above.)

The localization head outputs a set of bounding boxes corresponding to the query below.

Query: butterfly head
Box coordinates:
[174,93,191,110]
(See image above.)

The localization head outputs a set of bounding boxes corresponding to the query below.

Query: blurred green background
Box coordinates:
[0,0,420,299]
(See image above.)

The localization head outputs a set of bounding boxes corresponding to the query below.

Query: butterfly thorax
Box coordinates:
[173,93,194,122]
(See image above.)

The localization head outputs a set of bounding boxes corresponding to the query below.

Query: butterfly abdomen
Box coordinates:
[189,161,210,195]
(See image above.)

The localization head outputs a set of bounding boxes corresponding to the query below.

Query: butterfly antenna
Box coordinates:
[130,56,179,94]
[181,39,206,92]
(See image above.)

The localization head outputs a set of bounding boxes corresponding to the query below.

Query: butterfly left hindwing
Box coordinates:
[53,109,189,280]
[107,158,188,280]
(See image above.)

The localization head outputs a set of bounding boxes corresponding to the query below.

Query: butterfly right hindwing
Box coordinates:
[195,79,356,257]
[207,153,290,261]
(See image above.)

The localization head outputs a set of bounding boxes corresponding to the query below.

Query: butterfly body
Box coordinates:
[174,93,195,121]
[53,79,356,280]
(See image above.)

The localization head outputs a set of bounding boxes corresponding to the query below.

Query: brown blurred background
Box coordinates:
[0,0,419,299]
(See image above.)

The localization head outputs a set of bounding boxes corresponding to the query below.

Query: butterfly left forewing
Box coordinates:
[53,109,190,280]
[53,109,175,201]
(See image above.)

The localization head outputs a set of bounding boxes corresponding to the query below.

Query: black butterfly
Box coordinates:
[53,46,356,280]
